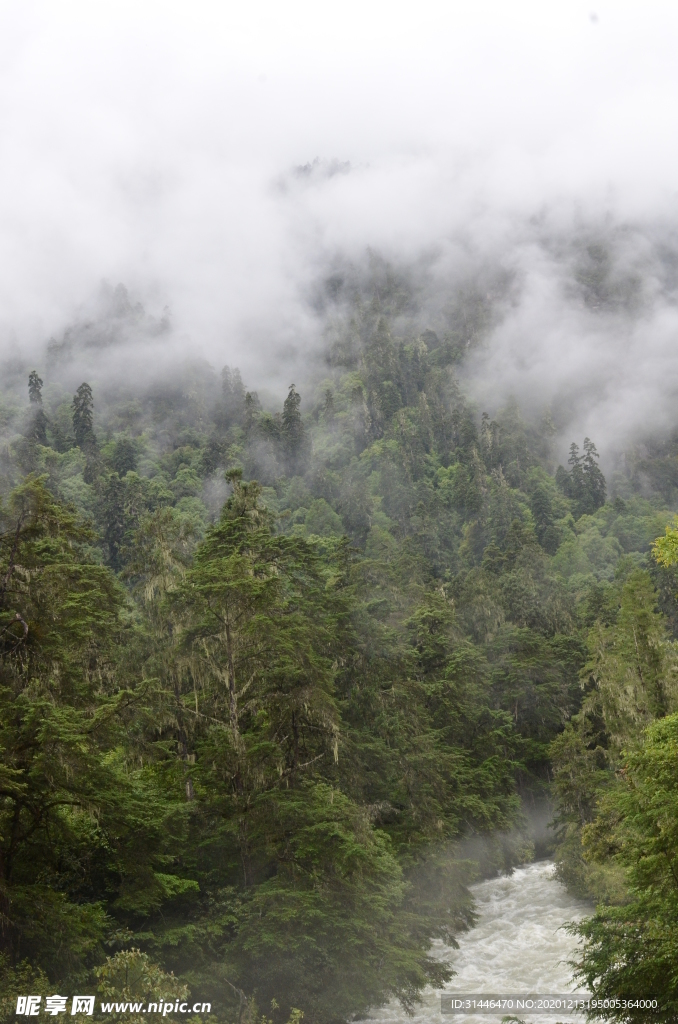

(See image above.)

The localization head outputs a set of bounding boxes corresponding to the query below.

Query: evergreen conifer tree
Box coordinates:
[72,382,99,482]
[72,382,94,447]
[26,372,48,446]
[557,438,606,517]
[581,436,606,513]
[27,371,43,404]
[282,384,306,474]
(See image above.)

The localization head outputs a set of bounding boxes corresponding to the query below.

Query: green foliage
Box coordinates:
[0,955,50,1024]
[95,949,189,1024]
[571,715,678,1022]
[583,571,678,744]
[551,543,678,1013]
[652,514,678,568]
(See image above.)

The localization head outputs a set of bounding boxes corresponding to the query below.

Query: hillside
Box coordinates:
[1,268,678,1022]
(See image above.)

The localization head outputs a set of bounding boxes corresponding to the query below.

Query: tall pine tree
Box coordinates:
[282,384,306,475]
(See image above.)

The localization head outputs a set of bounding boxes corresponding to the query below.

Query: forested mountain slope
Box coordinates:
[1,271,677,1022]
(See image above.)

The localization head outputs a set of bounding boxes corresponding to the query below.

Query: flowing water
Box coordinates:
[364,861,593,1024]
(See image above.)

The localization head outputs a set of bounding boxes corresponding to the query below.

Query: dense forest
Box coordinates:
[1,263,678,1023]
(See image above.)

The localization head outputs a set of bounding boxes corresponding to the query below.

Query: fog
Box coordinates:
[2,0,678,455]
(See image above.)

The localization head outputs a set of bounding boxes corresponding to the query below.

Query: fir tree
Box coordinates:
[72,382,94,447]
[27,371,43,404]
[26,372,48,446]
[323,387,335,422]
[99,472,128,569]
[556,438,606,517]
[581,436,606,513]
[0,479,176,983]
[282,384,306,474]
[72,382,99,482]
[110,436,138,476]
[244,390,261,432]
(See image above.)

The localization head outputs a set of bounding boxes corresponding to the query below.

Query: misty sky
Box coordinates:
[2,1,678,450]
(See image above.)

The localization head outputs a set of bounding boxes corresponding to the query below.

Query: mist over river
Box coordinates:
[363,862,593,1024]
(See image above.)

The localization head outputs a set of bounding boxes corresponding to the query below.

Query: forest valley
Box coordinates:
[1,267,678,1024]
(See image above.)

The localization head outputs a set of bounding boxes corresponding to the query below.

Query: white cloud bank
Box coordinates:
[2,0,678,450]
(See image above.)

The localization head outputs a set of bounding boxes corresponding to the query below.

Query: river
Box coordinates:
[363,860,593,1024]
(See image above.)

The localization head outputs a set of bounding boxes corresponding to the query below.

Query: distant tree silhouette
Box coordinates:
[27,370,48,445]
[282,384,306,475]
[72,382,99,482]
[221,365,245,424]
[28,370,43,404]
[110,436,138,477]
[72,383,94,447]
[556,437,606,517]
[244,390,261,432]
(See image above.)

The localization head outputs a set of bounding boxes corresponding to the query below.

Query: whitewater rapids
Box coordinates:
[363,860,592,1024]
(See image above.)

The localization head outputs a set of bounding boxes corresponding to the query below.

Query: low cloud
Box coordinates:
[2,1,678,455]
